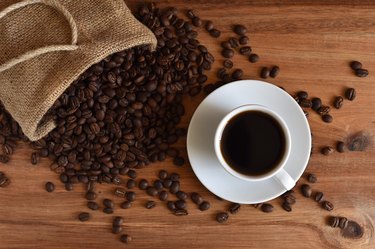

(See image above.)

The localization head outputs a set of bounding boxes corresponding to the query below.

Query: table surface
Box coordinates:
[1,1,375,248]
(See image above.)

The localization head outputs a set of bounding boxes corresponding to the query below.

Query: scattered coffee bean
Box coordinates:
[311,98,322,111]
[336,141,345,153]
[339,217,349,229]
[239,46,252,55]
[317,106,330,116]
[65,182,73,191]
[170,173,180,181]
[249,53,259,63]
[355,68,369,77]
[334,96,344,109]
[222,49,235,58]
[169,181,180,194]
[127,179,136,189]
[322,201,334,211]
[159,190,168,201]
[138,179,149,190]
[232,69,243,80]
[284,195,296,205]
[163,178,173,188]
[78,212,90,222]
[153,180,164,190]
[0,155,10,164]
[301,184,312,198]
[87,201,99,210]
[186,9,196,19]
[0,175,10,187]
[297,91,308,100]
[345,88,356,101]
[205,20,214,31]
[261,203,273,213]
[120,234,132,244]
[269,66,280,78]
[103,207,114,214]
[158,170,168,180]
[260,67,270,79]
[198,201,210,211]
[112,226,122,234]
[300,99,312,108]
[209,29,221,38]
[282,202,292,212]
[114,188,126,198]
[192,16,202,27]
[239,36,249,45]
[173,156,185,166]
[229,203,241,214]
[146,187,158,197]
[145,200,156,209]
[85,191,97,200]
[103,199,114,208]
[307,173,317,183]
[127,170,137,179]
[126,191,136,202]
[329,216,340,228]
[350,61,362,70]
[121,201,132,209]
[223,59,233,69]
[191,192,203,205]
[167,201,176,212]
[322,114,333,123]
[113,216,123,227]
[45,182,55,193]
[216,212,229,223]
[321,146,334,155]
[174,209,188,216]
[233,24,247,35]
[31,152,39,165]
[175,200,186,209]
[314,192,324,202]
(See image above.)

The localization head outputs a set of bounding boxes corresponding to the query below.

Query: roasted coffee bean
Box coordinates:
[322,201,334,211]
[229,203,241,214]
[233,24,247,35]
[300,99,312,108]
[85,191,97,200]
[350,61,362,70]
[145,200,156,209]
[260,67,270,79]
[282,202,292,212]
[127,179,137,189]
[158,170,168,180]
[173,156,185,166]
[153,179,164,191]
[120,234,132,244]
[65,182,73,191]
[216,212,229,223]
[114,188,126,198]
[127,169,137,179]
[334,96,344,109]
[191,192,203,205]
[301,184,312,198]
[222,49,234,58]
[146,187,158,196]
[249,53,259,63]
[306,173,317,183]
[284,195,296,205]
[209,29,221,38]
[159,190,168,201]
[103,207,114,214]
[205,20,214,31]
[0,155,10,164]
[87,201,99,210]
[232,69,243,80]
[321,146,334,155]
[239,36,249,45]
[174,209,188,216]
[138,179,149,190]
[261,203,274,213]
[297,91,308,100]
[198,201,210,211]
[113,216,124,227]
[78,212,90,222]
[121,201,132,209]
[112,226,122,234]
[355,68,368,77]
[223,59,233,69]
[163,178,173,188]
[167,201,176,211]
[126,191,136,202]
[345,88,356,101]
[175,200,186,209]
[314,192,324,202]
[239,46,251,55]
[176,191,188,200]
[31,152,39,165]
[169,181,180,194]
[0,176,10,187]
[339,217,349,229]
[103,199,114,208]
[322,114,333,123]
[170,173,180,181]
[329,216,340,228]
[317,106,330,116]
[336,141,345,153]
[269,66,280,78]
[192,16,202,27]
[311,98,322,111]
[45,182,55,192]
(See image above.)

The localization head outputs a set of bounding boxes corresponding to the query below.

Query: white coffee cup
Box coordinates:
[214,104,295,190]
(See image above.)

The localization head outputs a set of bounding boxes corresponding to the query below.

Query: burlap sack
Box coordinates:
[0,0,157,141]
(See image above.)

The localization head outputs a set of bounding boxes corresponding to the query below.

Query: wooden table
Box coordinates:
[1,1,375,248]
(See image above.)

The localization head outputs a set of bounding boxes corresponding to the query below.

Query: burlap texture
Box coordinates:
[0,0,157,141]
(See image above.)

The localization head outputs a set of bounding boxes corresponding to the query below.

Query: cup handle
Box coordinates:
[273,169,295,190]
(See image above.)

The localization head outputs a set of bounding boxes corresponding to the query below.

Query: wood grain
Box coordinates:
[1,1,375,248]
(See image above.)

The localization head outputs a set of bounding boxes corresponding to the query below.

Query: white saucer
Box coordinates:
[187,80,311,204]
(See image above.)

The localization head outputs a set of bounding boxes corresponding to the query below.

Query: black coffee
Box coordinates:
[220,110,286,176]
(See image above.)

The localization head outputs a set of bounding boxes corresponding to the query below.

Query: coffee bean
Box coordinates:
[239,36,249,45]
[322,201,334,211]
[334,96,344,109]
[209,29,221,38]
[87,201,99,210]
[176,191,188,200]
[314,192,324,202]
[0,175,10,187]
[339,217,349,229]
[170,173,180,181]
[321,146,334,155]
[260,67,270,79]
[350,61,362,70]
[85,191,97,200]
[249,53,259,63]
[78,212,90,221]
[174,209,188,216]
[127,169,137,179]
[223,59,233,69]
[114,188,126,198]
[336,141,345,153]
[282,202,292,212]
[317,106,330,116]
[233,24,247,35]
[192,17,202,27]
[229,203,241,214]
[45,182,55,192]
[186,9,196,19]
[345,88,356,101]
[175,200,186,209]
[297,91,308,100]
[146,187,158,196]
[113,216,124,227]
[167,201,176,212]
[127,179,136,189]
[126,191,136,202]
[145,200,156,209]
[103,207,114,214]
[311,98,322,111]
[103,199,114,208]
[158,190,168,201]
[112,226,122,234]
[65,182,73,191]
[306,173,317,183]
[169,181,180,194]
[191,192,203,205]
[261,203,274,213]
[239,46,252,55]
[173,156,185,166]
[138,179,149,190]
[0,155,10,164]
[355,68,368,77]
[163,178,173,188]
[284,195,296,205]
[158,170,168,180]
[222,49,234,58]
[232,69,244,80]
[329,216,340,228]
[31,152,39,165]
[205,20,214,31]
[120,234,132,244]
[300,99,312,108]
[121,201,132,209]
[269,66,280,78]
[301,184,312,198]
[216,212,229,223]
[322,114,333,123]
[198,201,210,211]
